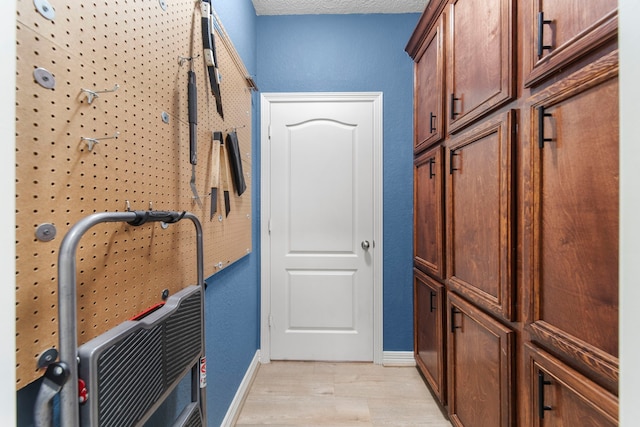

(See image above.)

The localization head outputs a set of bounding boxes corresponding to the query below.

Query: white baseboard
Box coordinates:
[382,351,416,367]
[220,350,261,427]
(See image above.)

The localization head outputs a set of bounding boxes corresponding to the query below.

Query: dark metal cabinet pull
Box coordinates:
[537,106,553,148]
[429,291,437,312]
[428,157,436,179]
[450,307,462,333]
[429,112,437,134]
[450,93,460,120]
[537,12,553,58]
[449,150,459,175]
[538,371,553,419]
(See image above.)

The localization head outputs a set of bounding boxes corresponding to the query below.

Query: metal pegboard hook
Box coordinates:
[81,84,120,104]
[178,55,200,66]
[81,131,119,151]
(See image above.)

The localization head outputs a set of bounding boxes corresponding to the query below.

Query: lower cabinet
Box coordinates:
[414,268,446,404]
[524,343,618,426]
[447,292,514,427]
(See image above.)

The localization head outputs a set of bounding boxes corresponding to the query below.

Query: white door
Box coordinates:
[261,93,382,361]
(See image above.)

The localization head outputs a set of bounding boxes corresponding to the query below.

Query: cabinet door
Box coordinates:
[414,145,445,279]
[525,0,617,87]
[447,292,513,427]
[528,51,618,391]
[414,14,445,153]
[414,269,446,404]
[446,0,514,133]
[524,344,618,426]
[447,111,515,321]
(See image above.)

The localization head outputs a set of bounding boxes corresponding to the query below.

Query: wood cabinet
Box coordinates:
[525,0,618,87]
[447,292,513,427]
[414,145,445,279]
[527,50,619,392]
[524,344,618,426]
[414,269,446,404]
[446,111,515,321]
[414,14,445,153]
[446,0,514,133]
[407,1,618,425]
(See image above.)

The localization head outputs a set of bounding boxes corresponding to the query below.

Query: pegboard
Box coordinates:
[15,0,253,389]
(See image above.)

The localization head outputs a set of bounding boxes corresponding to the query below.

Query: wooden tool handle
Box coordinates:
[210,137,221,188]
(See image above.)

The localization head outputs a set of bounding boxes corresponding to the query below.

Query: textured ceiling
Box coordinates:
[252,0,429,15]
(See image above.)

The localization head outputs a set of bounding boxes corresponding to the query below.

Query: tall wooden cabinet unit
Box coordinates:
[407,0,619,426]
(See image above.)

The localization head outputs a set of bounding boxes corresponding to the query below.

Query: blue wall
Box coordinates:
[256,13,418,351]
[202,2,260,426]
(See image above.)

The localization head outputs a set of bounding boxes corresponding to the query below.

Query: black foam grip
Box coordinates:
[225,132,246,196]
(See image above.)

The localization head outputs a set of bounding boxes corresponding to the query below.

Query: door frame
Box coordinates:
[260,92,384,364]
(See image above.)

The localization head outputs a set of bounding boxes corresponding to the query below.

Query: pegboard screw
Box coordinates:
[34,0,55,20]
[161,289,170,300]
[35,223,57,242]
[218,215,223,222]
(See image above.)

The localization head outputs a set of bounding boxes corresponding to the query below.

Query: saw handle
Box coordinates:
[188,70,198,165]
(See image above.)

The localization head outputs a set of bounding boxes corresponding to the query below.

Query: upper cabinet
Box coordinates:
[446,0,515,133]
[524,0,617,87]
[414,15,445,153]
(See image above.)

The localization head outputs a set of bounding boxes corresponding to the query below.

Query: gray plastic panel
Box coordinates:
[78,286,203,427]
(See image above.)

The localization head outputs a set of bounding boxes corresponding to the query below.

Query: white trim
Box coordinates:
[260,92,384,364]
[382,351,416,367]
[220,350,262,427]
[1,2,16,424]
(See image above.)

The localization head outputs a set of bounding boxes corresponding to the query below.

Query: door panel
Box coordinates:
[447,111,515,321]
[268,95,377,361]
[448,292,513,427]
[529,65,619,388]
[288,121,355,253]
[414,145,445,279]
[414,14,445,153]
[414,269,446,404]
[447,0,514,133]
[525,0,617,87]
[524,344,618,426]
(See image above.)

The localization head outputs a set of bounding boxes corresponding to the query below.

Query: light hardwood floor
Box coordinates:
[234,361,452,426]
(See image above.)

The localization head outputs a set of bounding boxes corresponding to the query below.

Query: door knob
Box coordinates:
[361,240,370,250]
